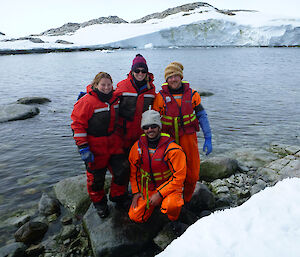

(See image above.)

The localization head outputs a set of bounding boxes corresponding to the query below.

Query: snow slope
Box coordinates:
[0,3,300,51]
[157,178,300,257]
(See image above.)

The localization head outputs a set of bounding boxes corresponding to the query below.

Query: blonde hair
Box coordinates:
[91,72,113,90]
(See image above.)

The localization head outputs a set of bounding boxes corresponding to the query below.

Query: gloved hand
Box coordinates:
[77,91,86,100]
[197,109,213,155]
[79,146,94,163]
[203,137,212,155]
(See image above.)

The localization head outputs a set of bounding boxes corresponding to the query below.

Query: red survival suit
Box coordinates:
[71,88,129,204]
[115,72,156,151]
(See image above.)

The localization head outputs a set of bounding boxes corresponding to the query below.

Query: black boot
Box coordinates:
[110,193,132,211]
[94,198,109,218]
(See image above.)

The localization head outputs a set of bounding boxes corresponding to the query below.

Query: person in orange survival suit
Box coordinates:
[153,62,212,203]
[115,54,156,155]
[71,72,129,218]
[128,110,187,223]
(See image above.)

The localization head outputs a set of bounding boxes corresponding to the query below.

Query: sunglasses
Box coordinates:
[142,124,159,130]
[133,69,147,74]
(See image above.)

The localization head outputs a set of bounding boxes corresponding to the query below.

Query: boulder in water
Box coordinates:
[54,174,91,215]
[17,97,51,104]
[0,103,39,122]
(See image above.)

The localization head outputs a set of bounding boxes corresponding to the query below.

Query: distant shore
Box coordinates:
[0,45,299,56]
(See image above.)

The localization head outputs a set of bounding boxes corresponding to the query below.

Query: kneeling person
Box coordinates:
[128,110,187,223]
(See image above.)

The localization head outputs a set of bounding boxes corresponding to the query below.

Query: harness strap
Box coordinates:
[140,169,151,209]
[161,114,196,144]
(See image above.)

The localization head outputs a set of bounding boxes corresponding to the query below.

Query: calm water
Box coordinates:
[0,48,299,245]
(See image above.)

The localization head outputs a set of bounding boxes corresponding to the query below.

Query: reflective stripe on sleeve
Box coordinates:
[122,92,138,97]
[94,107,109,113]
[144,94,155,98]
[74,133,87,137]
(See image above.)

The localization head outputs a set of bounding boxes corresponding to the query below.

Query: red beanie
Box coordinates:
[131,54,148,72]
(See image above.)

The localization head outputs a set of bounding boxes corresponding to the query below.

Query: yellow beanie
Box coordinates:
[164,62,184,81]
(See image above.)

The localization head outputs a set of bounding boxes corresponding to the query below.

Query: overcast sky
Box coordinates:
[1,0,299,37]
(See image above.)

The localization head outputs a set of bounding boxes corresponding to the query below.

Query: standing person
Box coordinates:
[71,72,129,218]
[128,110,187,223]
[153,62,212,203]
[115,54,156,154]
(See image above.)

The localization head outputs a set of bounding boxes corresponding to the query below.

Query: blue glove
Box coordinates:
[77,91,86,100]
[79,146,94,163]
[196,109,213,155]
[203,137,212,155]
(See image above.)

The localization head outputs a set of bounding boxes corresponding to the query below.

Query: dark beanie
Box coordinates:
[131,54,148,72]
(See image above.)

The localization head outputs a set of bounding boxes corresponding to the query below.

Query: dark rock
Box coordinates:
[178,206,199,225]
[132,2,216,23]
[25,243,45,256]
[59,224,78,241]
[200,157,240,181]
[55,39,74,44]
[34,16,127,37]
[187,182,215,215]
[154,221,188,250]
[199,91,214,96]
[215,195,233,209]
[0,32,5,36]
[38,193,60,216]
[199,210,212,218]
[28,38,44,43]
[0,242,26,257]
[14,221,48,244]
[17,97,51,104]
[0,104,39,123]
[80,16,128,28]
[61,215,73,225]
[83,203,166,257]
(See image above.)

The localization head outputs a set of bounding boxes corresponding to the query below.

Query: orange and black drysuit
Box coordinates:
[128,133,186,223]
[71,88,129,205]
[115,72,156,151]
[153,81,210,202]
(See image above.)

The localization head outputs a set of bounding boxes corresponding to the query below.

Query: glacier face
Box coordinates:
[104,20,300,48]
[0,3,299,51]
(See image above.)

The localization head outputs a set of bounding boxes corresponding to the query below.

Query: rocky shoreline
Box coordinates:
[0,143,299,257]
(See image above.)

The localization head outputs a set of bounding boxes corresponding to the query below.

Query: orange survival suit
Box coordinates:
[115,72,156,151]
[128,133,186,223]
[153,81,202,202]
[71,88,129,205]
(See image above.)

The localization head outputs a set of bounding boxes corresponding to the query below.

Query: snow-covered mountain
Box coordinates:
[0,2,299,52]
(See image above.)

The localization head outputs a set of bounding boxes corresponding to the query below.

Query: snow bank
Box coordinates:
[157,178,300,257]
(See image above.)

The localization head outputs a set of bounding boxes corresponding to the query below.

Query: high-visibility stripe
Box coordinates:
[94,107,109,113]
[144,94,155,98]
[174,117,179,144]
[122,92,138,97]
[114,104,119,108]
[153,170,171,177]
[162,115,173,120]
[161,121,172,125]
[173,95,182,99]
[74,133,87,137]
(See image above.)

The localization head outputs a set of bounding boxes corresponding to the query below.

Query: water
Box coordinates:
[0,48,299,245]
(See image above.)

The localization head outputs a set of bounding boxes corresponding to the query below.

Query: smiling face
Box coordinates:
[143,124,161,139]
[95,78,113,94]
[166,75,182,90]
[132,68,147,82]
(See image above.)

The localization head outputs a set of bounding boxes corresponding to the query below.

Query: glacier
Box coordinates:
[0,3,299,53]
